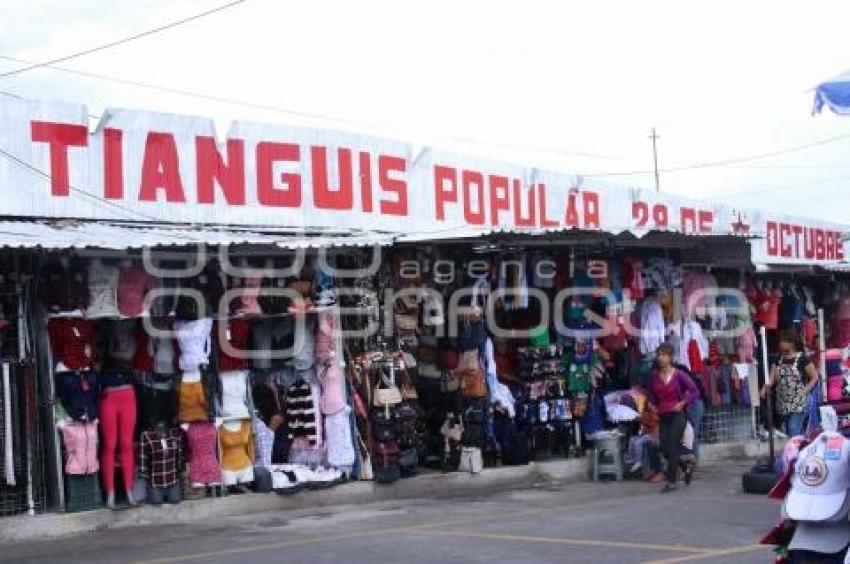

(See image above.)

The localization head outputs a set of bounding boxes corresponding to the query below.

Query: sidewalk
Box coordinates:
[0,439,774,543]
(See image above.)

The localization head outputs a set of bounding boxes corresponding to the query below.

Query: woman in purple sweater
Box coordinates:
[648,344,699,492]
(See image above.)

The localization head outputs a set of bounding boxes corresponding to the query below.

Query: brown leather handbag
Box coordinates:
[458,350,487,399]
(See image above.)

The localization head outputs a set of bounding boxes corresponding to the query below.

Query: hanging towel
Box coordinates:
[3,363,15,486]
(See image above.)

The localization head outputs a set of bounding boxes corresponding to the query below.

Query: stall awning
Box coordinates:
[0,220,396,250]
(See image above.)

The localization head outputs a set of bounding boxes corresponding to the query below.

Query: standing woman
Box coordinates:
[762,329,818,437]
[648,344,699,493]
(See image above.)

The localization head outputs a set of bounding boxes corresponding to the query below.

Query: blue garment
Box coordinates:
[786,412,806,437]
[581,393,607,436]
[688,399,705,460]
[806,384,821,434]
[54,371,99,421]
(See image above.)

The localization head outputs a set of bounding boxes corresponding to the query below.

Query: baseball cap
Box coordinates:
[785,431,850,522]
[788,521,850,554]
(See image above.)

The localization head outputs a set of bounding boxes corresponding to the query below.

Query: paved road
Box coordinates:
[2,461,777,564]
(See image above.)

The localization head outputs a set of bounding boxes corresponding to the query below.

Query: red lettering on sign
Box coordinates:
[698,210,713,233]
[434,165,457,221]
[632,201,649,228]
[766,221,779,256]
[653,204,669,229]
[779,223,792,257]
[103,128,123,199]
[803,228,815,259]
[538,184,559,228]
[826,231,836,260]
[513,180,536,227]
[489,175,510,226]
[564,190,579,228]
[358,151,373,213]
[815,229,826,260]
[791,225,803,258]
[378,155,407,216]
[30,120,88,197]
[139,132,186,203]
[838,234,846,261]
[255,142,301,207]
[312,147,353,210]
[680,208,696,233]
[195,137,245,205]
[461,170,485,225]
[584,191,600,229]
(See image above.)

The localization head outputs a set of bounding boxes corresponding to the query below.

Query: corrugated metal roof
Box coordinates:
[0,220,395,250]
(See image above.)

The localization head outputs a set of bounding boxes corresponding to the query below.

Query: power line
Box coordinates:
[0,0,246,79]
[0,146,191,227]
[583,132,850,178]
[0,55,643,164]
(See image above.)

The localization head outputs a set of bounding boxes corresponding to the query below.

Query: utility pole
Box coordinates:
[649,127,660,192]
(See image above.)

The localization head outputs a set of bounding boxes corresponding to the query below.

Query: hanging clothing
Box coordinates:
[315,311,339,363]
[216,319,251,371]
[54,371,98,421]
[317,360,346,416]
[87,260,120,318]
[61,421,99,475]
[117,262,155,317]
[138,427,185,489]
[252,318,295,370]
[219,421,254,485]
[254,418,275,469]
[325,409,355,468]
[100,386,137,493]
[178,380,208,423]
[738,327,757,363]
[219,371,251,420]
[285,380,319,445]
[639,296,666,356]
[108,320,138,364]
[48,318,96,372]
[186,422,221,486]
[37,258,88,313]
[1,364,14,485]
[174,318,213,372]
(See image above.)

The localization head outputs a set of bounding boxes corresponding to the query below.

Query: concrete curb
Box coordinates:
[0,439,766,543]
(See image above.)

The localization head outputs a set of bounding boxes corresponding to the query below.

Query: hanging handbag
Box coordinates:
[441,370,460,393]
[458,350,487,399]
[400,372,419,401]
[458,447,483,474]
[373,369,402,408]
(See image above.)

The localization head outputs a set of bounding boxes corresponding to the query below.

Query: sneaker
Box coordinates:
[661,484,678,493]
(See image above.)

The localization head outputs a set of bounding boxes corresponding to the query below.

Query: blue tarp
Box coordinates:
[813,70,850,115]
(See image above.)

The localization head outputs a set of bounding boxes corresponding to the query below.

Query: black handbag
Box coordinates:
[372,409,396,442]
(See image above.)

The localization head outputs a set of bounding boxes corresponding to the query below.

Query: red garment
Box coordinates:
[708,340,721,365]
[755,290,781,330]
[99,386,137,493]
[687,339,705,373]
[621,257,645,300]
[187,422,222,486]
[216,319,251,371]
[47,318,95,371]
[117,263,155,317]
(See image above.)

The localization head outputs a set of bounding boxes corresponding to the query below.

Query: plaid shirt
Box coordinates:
[138,428,185,489]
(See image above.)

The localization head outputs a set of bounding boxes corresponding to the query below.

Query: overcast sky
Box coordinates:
[1,0,849,222]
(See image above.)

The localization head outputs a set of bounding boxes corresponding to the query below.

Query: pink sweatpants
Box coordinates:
[99,387,137,493]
